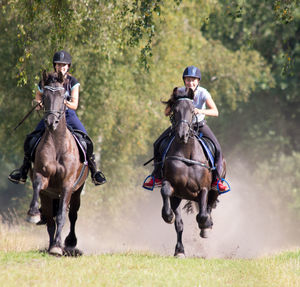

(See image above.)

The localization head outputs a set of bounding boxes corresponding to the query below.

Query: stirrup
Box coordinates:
[215,178,231,195]
[8,169,27,184]
[142,175,162,191]
[142,175,156,191]
[92,171,107,186]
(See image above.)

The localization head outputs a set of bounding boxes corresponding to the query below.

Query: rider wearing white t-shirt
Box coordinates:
[143,65,228,192]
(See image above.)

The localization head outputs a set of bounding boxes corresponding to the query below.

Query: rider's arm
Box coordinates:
[65,85,79,110]
[194,97,219,117]
[33,90,43,110]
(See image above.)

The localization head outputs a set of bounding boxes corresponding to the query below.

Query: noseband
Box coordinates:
[43,85,66,121]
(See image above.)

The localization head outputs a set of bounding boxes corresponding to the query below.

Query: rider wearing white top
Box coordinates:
[193,86,211,123]
[143,65,228,192]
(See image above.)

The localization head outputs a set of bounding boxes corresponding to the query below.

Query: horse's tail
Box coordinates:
[182,200,198,214]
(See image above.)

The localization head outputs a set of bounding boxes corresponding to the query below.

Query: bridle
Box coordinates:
[43,85,66,121]
[166,97,213,171]
[171,98,196,138]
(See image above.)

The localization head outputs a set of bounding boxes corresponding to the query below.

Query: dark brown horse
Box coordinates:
[161,87,225,257]
[27,71,88,256]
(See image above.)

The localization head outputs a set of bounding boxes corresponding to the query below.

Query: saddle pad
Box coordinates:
[30,129,88,164]
[161,135,215,168]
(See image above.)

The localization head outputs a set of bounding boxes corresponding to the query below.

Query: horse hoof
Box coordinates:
[26,214,41,224]
[49,246,63,256]
[175,253,185,258]
[63,247,83,257]
[162,209,175,224]
[200,229,209,238]
[163,213,175,224]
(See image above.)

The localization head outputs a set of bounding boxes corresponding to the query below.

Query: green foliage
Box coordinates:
[255,152,300,218]
[201,0,300,167]
[0,0,298,217]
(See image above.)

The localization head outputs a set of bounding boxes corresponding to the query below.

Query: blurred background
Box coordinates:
[0,0,299,257]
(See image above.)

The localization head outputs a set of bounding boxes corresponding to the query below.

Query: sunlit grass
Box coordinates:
[0,214,46,252]
[0,219,299,287]
[0,250,299,287]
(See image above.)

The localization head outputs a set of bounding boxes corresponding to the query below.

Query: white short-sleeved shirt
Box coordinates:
[192,86,211,122]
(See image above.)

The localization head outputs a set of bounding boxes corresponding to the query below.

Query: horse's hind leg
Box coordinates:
[170,197,185,258]
[64,186,83,256]
[161,180,175,224]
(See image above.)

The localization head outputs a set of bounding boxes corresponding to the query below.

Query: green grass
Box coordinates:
[0,250,299,287]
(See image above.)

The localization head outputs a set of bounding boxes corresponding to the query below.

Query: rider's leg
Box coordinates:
[66,110,106,186]
[8,134,34,184]
[143,127,172,188]
[198,124,228,192]
[8,120,45,184]
[87,154,106,185]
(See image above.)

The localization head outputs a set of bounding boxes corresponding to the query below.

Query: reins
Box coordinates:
[12,101,42,132]
[12,85,66,132]
[165,155,214,171]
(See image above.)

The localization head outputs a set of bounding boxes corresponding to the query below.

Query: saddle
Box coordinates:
[26,127,91,163]
[159,133,216,169]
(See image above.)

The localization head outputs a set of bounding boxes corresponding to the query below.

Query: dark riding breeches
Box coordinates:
[197,124,223,179]
[152,126,173,178]
[34,109,87,134]
[24,109,91,161]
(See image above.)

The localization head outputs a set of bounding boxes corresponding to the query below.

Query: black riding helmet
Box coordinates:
[53,50,72,70]
[182,65,201,82]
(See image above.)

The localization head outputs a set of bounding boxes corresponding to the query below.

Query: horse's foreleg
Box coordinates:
[170,197,185,258]
[39,193,56,250]
[196,187,212,238]
[65,186,83,249]
[161,180,175,224]
[27,173,44,223]
[47,218,56,250]
[207,188,219,216]
[50,188,72,256]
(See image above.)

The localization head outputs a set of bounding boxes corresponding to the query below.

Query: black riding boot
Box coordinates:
[8,155,31,184]
[152,159,163,179]
[88,154,106,186]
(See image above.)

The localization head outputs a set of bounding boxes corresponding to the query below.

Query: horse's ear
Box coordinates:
[187,88,194,99]
[42,70,48,84]
[57,71,64,83]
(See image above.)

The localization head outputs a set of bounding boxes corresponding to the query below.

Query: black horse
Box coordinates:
[27,71,88,256]
[160,87,226,257]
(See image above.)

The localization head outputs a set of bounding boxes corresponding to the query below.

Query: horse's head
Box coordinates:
[170,87,195,144]
[42,71,65,131]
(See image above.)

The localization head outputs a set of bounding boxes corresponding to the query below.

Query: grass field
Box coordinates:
[0,249,299,287]
[0,213,299,287]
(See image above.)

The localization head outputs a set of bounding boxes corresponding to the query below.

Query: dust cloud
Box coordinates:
[75,160,299,258]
